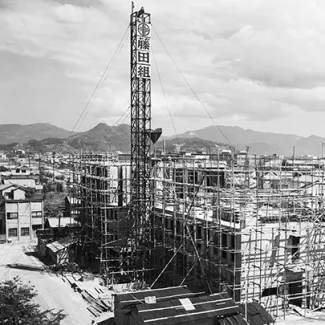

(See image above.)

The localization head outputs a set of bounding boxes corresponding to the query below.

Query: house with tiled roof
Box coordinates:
[0,183,44,242]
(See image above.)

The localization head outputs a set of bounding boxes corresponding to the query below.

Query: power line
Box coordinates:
[78,26,130,130]
[151,46,180,147]
[108,109,131,145]
[105,108,131,149]
[104,105,131,140]
[152,25,234,149]
[70,23,130,134]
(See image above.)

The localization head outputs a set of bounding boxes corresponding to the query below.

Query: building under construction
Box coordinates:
[70,6,325,320]
[71,150,325,317]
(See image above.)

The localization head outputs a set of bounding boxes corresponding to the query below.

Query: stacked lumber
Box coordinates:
[63,273,113,318]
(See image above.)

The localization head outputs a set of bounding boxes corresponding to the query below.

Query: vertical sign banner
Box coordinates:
[136,19,151,79]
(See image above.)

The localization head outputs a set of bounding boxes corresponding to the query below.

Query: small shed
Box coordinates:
[46,236,76,265]
[114,286,247,325]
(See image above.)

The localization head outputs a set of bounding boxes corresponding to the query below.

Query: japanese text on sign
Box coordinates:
[137,37,151,51]
[137,65,151,78]
[136,20,151,79]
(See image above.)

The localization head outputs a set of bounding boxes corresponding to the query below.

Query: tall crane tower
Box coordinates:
[129,5,153,277]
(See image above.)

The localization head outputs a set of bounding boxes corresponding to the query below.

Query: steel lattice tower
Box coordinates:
[129,7,152,277]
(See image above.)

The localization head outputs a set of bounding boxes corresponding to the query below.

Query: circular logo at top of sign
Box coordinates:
[138,23,150,36]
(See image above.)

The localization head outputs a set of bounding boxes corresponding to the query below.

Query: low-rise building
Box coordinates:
[114,286,274,325]
[0,165,42,190]
[0,184,44,242]
[65,196,81,221]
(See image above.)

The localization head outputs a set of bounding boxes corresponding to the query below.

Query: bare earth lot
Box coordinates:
[277,313,325,325]
[0,242,92,325]
[1,241,325,325]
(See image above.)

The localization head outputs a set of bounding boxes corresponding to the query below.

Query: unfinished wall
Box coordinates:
[71,152,325,318]
[151,155,325,317]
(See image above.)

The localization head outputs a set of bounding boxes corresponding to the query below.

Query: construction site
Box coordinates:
[3,2,325,325]
[59,6,325,322]
[70,149,325,319]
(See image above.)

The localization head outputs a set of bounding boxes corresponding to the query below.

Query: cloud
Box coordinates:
[1,0,325,136]
[54,0,103,8]
[55,3,90,23]
[0,0,128,80]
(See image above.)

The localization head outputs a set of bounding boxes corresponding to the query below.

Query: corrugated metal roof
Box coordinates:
[115,288,251,325]
[116,286,194,309]
[135,292,244,325]
[46,237,76,253]
[239,302,274,325]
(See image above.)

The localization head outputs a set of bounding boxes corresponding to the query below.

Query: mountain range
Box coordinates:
[173,126,325,156]
[0,123,131,153]
[0,123,73,144]
[0,122,324,156]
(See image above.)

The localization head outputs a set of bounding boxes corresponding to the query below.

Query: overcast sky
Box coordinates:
[1,0,325,138]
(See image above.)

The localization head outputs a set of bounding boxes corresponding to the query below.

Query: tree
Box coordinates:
[43,182,64,194]
[0,276,66,325]
[44,204,63,219]
[25,187,36,199]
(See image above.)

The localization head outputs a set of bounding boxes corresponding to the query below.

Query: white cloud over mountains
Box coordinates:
[0,0,325,137]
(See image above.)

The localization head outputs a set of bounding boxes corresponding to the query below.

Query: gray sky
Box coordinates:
[1,0,325,137]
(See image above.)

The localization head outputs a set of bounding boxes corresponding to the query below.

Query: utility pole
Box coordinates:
[52,151,55,182]
[38,153,41,184]
[27,151,31,168]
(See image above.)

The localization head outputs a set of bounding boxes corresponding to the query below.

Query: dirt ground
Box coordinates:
[0,241,93,325]
[2,241,325,325]
[277,313,325,324]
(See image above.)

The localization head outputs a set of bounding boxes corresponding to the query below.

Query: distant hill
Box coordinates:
[26,138,75,154]
[67,123,130,152]
[1,122,325,156]
[0,123,130,153]
[155,137,234,154]
[0,123,73,144]
[9,124,229,154]
[171,125,325,156]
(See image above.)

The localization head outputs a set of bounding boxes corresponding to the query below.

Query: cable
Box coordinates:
[108,109,131,148]
[112,106,130,129]
[103,106,131,141]
[78,26,130,130]
[70,23,130,134]
[151,46,180,147]
[152,25,234,149]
